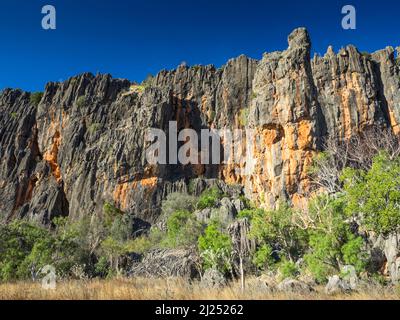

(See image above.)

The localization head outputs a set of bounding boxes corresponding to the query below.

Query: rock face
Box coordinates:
[200,268,227,289]
[0,28,399,224]
[277,278,313,294]
[325,275,352,295]
[247,28,321,208]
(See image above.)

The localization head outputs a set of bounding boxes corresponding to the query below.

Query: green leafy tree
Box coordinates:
[198,221,232,273]
[342,152,400,235]
[99,237,128,276]
[252,244,275,271]
[0,220,85,281]
[244,204,307,265]
[304,195,367,283]
[278,259,299,280]
[164,210,202,248]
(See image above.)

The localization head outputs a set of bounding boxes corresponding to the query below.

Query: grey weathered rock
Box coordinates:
[384,233,400,283]
[228,218,256,275]
[246,277,275,294]
[341,265,359,290]
[201,268,227,289]
[232,198,245,213]
[216,198,237,225]
[277,279,313,294]
[130,248,200,280]
[195,208,213,223]
[325,275,352,295]
[370,233,400,283]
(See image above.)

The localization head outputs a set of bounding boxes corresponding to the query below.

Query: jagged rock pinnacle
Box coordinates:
[288,27,311,50]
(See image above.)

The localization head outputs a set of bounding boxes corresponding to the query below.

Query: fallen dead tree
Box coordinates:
[129,248,201,280]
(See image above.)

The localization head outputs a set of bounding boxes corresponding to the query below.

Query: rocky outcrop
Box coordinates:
[200,268,227,288]
[0,28,399,225]
[129,248,200,280]
[277,278,314,294]
[246,28,321,208]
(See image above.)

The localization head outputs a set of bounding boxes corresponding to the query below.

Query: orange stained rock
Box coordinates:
[140,177,158,188]
[389,108,400,135]
[297,120,313,149]
[261,126,282,146]
[113,177,159,210]
[291,193,308,211]
[43,130,63,183]
[113,182,131,211]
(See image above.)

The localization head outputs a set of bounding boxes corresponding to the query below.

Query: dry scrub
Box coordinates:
[0,278,399,300]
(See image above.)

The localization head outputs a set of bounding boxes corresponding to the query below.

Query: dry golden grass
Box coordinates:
[0,278,399,300]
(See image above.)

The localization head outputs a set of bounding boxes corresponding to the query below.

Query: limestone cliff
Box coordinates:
[0,28,399,223]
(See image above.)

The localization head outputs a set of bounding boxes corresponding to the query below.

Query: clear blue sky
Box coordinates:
[0,0,398,92]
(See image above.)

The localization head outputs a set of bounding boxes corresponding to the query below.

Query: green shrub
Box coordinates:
[198,221,232,273]
[371,273,388,286]
[125,236,152,254]
[98,237,129,276]
[238,195,252,209]
[278,259,299,280]
[0,220,85,281]
[94,256,109,278]
[103,202,124,228]
[237,208,264,220]
[252,244,275,271]
[197,187,224,210]
[110,215,134,243]
[141,74,154,88]
[247,204,307,263]
[76,96,86,108]
[361,51,371,59]
[162,193,198,218]
[188,179,197,195]
[0,221,52,281]
[304,195,367,283]
[304,232,339,283]
[341,235,366,271]
[192,65,202,72]
[342,152,400,235]
[209,110,216,122]
[30,92,43,107]
[164,210,203,248]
